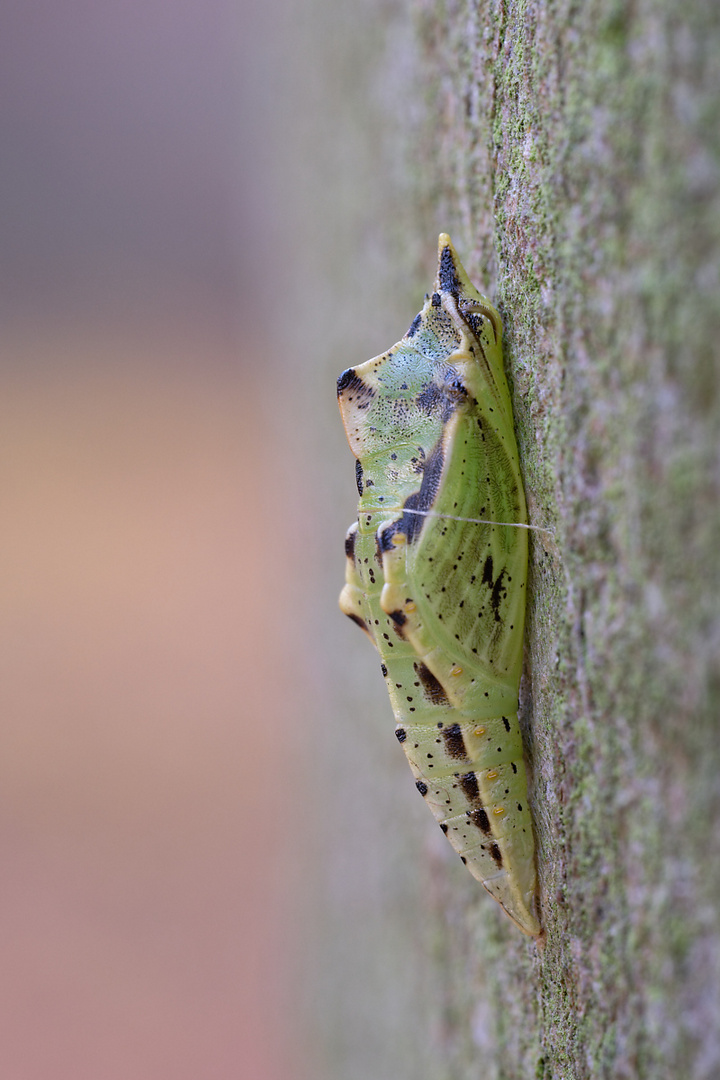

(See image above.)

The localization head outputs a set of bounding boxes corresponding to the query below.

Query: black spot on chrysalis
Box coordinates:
[441,722,468,759]
[458,771,481,805]
[489,843,503,867]
[415,663,451,707]
[468,807,491,834]
[438,244,461,296]
[355,459,364,495]
[337,369,376,407]
[406,313,422,338]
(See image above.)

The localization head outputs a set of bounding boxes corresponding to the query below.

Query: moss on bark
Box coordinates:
[405,1,720,1077]
[284,0,720,1076]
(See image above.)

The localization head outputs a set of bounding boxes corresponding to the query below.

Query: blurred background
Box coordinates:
[0,1,435,1077]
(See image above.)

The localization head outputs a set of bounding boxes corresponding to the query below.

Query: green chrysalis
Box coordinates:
[337,235,540,936]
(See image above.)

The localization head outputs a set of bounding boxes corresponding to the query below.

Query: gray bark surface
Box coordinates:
[409,3,720,1077]
[275,1,720,1077]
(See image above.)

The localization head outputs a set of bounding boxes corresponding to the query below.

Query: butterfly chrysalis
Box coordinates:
[338,235,540,936]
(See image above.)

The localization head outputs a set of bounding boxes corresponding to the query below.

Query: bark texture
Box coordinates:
[284,1,720,1077]
[404,3,720,1076]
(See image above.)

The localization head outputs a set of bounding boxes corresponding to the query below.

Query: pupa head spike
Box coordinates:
[436,233,479,301]
[436,233,501,344]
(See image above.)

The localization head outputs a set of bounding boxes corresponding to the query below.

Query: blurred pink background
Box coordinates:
[0,3,313,1076]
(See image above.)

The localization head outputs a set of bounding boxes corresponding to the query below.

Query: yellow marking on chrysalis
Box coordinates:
[486,769,498,780]
[493,806,506,817]
[406,601,417,612]
[474,726,486,737]
[391,533,407,546]
[450,665,463,677]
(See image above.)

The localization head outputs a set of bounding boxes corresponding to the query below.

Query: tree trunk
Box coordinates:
[276,2,720,1077]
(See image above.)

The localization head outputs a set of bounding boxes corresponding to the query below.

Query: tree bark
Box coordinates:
[281,2,720,1077]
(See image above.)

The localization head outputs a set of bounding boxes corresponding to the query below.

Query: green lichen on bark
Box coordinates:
[406,0,720,1077]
